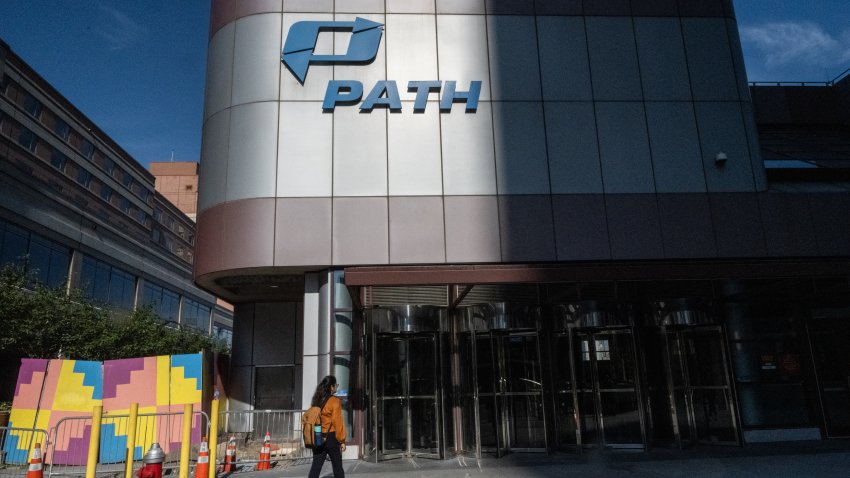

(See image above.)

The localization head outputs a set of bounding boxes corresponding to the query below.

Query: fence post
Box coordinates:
[208,399,220,478]
[179,404,193,478]
[85,405,103,478]
[125,403,139,478]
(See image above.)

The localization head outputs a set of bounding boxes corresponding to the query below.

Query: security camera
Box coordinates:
[715,152,728,165]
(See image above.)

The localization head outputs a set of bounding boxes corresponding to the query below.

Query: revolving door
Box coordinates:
[367,306,450,460]
[459,304,547,457]
[553,302,646,449]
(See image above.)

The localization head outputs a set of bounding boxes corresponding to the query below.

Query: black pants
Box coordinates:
[308,433,344,478]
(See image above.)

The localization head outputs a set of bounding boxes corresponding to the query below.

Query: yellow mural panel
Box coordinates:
[52,361,101,412]
[156,356,171,406]
[170,366,202,405]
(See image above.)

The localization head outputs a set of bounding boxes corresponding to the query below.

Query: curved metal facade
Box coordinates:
[196,0,764,290]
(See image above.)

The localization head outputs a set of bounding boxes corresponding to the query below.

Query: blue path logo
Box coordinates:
[282,17,383,83]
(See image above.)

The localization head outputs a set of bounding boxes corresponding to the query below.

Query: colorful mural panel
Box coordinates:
[5,353,205,465]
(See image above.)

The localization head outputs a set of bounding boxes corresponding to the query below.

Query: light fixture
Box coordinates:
[715,152,728,166]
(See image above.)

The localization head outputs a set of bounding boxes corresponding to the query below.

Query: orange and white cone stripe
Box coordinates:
[27,444,43,478]
[257,432,271,471]
[222,436,236,472]
[194,437,210,478]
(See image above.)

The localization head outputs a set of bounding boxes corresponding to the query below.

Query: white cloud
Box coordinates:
[96,5,148,51]
[741,21,850,68]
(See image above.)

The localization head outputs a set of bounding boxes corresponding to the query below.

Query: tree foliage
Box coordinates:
[0,264,229,360]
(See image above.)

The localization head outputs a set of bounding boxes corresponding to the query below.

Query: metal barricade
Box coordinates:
[48,411,209,477]
[0,426,49,477]
[215,410,307,471]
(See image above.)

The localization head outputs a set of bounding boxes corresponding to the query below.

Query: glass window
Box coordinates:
[17,127,37,152]
[80,256,136,310]
[103,157,115,174]
[76,168,92,187]
[27,234,70,288]
[80,139,94,159]
[122,171,133,188]
[182,299,211,331]
[0,222,29,267]
[0,75,9,95]
[100,184,112,202]
[23,93,43,119]
[50,149,67,172]
[119,197,130,213]
[139,188,150,202]
[334,312,353,352]
[53,117,70,140]
[135,209,146,224]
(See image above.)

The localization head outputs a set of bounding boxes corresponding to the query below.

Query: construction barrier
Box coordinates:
[0,426,49,476]
[46,410,209,477]
[213,410,308,471]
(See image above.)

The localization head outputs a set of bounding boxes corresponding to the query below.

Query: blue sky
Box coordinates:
[0,1,849,168]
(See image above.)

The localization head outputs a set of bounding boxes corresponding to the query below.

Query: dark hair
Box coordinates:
[310,375,337,407]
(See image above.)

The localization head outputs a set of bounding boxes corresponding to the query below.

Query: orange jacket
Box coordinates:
[320,396,346,444]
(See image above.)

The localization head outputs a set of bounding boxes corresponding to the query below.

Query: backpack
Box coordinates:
[302,395,331,449]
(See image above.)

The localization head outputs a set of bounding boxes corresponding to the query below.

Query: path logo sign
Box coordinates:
[280,17,481,112]
[281,17,383,84]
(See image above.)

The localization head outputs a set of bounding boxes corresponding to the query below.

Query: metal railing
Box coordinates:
[0,426,49,476]
[47,411,208,477]
[214,410,308,471]
[750,67,850,87]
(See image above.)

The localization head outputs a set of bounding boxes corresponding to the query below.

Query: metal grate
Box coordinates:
[364,285,449,307]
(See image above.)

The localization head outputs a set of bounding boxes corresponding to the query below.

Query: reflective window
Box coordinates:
[100,184,113,202]
[76,168,92,187]
[50,149,67,172]
[0,75,9,95]
[53,117,70,140]
[182,299,211,331]
[80,139,94,159]
[104,157,115,174]
[213,324,233,348]
[17,127,37,152]
[22,93,42,119]
[119,197,130,213]
[141,281,180,322]
[80,255,136,310]
[122,171,134,188]
[0,221,70,288]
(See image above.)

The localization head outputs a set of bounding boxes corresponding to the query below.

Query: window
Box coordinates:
[53,117,70,140]
[0,221,70,288]
[80,256,136,310]
[17,127,37,152]
[139,188,150,202]
[76,168,92,187]
[50,149,67,172]
[141,281,180,322]
[135,209,147,224]
[122,171,134,188]
[182,299,211,331]
[22,93,43,119]
[151,228,161,243]
[100,184,112,202]
[79,139,94,159]
[119,197,130,213]
[0,75,9,95]
[103,157,115,174]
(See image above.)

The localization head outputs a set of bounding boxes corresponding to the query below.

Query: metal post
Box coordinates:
[125,403,139,478]
[85,405,103,478]
[208,399,220,478]
[179,404,193,478]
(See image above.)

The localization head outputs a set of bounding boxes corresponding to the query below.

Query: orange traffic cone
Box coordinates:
[222,436,237,472]
[26,443,43,478]
[257,432,271,471]
[194,437,210,478]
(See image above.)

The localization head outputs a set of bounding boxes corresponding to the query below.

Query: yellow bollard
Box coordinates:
[85,405,103,478]
[124,403,139,478]
[208,398,220,478]
[179,403,193,478]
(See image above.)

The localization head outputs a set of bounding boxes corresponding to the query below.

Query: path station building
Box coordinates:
[195,0,850,460]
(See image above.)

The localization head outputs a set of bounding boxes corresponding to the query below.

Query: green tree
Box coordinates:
[0,264,229,360]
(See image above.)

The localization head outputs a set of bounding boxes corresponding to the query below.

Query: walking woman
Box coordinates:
[308,375,346,478]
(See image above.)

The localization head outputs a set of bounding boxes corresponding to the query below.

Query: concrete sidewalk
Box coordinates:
[226,441,850,478]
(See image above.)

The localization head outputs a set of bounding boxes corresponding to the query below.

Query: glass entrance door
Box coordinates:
[374,334,441,460]
[573,329,645,448]
[459,330,547,456]
[807,320,850,438]
[665,327,739,446]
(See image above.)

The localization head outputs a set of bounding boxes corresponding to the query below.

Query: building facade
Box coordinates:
[195,0,850,460]
[0,39,233,349]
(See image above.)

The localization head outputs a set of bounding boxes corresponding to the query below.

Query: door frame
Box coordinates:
[805,320,850,439]
[572,327,647,449]
[371,332,444,461]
